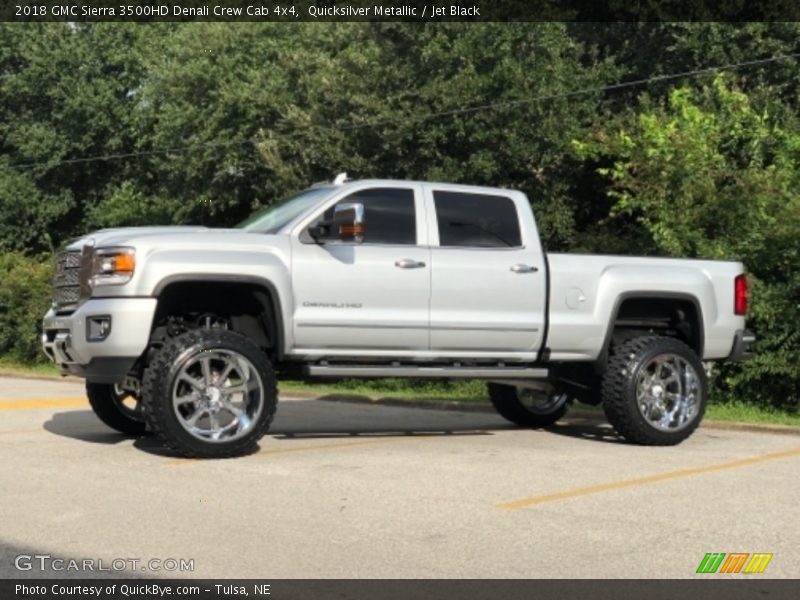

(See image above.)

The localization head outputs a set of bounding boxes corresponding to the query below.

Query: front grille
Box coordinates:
[53,250,82,309]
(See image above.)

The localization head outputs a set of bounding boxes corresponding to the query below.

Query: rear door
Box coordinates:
[290,185,430,353]
[426,188,547,355]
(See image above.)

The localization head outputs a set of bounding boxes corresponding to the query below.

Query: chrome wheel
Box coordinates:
[172,350,264,443]
[488,382,569,427]
[516,388,569,415]
[112,383,143,421]
[636,353,701,432]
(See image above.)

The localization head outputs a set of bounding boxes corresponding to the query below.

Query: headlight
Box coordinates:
[90,247,136,285]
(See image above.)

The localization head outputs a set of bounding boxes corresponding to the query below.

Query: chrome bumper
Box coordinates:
[42,331,77,365]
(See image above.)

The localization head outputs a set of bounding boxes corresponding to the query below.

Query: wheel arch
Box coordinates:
[151,274,285,360]
[595,291,704,371]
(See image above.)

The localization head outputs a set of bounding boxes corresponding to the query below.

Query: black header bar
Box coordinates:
[3,0,800,22]
[4,579,800,600]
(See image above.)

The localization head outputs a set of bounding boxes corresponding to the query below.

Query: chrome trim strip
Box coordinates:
[296,322,428,329]
[296,322,538,332]
[306,365,548,379]
[431,325,539,332]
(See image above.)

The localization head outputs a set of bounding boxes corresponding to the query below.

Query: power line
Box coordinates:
[337,52,800,131]
[8,51,799,171]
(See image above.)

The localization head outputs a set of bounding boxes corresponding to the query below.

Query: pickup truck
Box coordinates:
[42,175,754,457]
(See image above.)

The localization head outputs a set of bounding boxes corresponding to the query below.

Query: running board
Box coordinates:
[305,365,549,379]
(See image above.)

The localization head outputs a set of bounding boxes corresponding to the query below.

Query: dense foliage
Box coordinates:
[0,22,797,409]
[574,76,800,408]
[0,253,52,363]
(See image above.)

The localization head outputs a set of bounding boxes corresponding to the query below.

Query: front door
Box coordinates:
[290,185,430,353]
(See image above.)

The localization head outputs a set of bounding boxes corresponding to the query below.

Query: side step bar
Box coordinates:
[305,365,548,379]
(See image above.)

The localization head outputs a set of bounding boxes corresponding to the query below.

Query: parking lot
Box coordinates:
[0,375,798,579]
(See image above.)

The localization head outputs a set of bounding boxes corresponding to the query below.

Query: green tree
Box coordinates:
[253,22,618,248]
[0,22,155,251]
[574,76,800,409]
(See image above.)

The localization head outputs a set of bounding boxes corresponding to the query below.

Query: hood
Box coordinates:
[64,226,290,256]
[66,226,210,250]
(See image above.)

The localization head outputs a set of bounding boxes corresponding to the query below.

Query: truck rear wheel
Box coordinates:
[86,382,147,435]
[602,336,707,445]
[487,383,568,427]
[142,329,277,458]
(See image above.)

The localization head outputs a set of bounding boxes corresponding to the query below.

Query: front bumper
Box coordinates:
[42,297,157,383]
[727,329,756,362]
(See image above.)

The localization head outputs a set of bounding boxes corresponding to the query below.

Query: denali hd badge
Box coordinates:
[302,302,363,309]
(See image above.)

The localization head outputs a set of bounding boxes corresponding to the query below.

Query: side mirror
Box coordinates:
[332,202,365,243]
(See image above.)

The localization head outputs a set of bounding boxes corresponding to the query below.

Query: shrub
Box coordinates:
[0,253,52,364]
[574,76,800,412]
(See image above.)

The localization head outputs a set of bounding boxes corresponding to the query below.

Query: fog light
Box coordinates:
[87,316,111,341]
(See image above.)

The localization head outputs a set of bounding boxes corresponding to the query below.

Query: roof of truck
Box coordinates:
[318,173,522,195]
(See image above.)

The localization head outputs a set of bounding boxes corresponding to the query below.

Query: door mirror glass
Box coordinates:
[332,202,365,243]
[308,202,365,243]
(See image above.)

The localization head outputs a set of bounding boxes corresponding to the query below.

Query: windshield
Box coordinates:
[236,187,333,233]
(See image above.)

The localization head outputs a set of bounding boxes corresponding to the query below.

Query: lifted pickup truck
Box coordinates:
[42,175,754,457]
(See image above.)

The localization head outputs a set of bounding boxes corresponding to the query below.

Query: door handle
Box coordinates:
[510,263,538,273]
[395,258,426,269]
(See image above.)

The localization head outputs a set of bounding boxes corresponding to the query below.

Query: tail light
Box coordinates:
[734,274,749,316]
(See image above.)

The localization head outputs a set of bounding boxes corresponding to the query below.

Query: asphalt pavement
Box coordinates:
[0,376,798,579]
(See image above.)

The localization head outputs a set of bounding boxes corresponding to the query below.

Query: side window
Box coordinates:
[433,191,522,248]
[321,187,417,245]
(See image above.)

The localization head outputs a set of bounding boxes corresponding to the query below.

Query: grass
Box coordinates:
[1,359,798,427]
[280,378,489,402]
[0,358,61,378]
[705,400,800,427]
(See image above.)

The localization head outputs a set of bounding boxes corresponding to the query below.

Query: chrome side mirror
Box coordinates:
[332,202,365,243]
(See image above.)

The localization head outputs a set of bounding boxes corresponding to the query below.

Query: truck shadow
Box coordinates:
[42,400,626,457]
[544,419,625,444]
[42,404,510,458]
[43,410,136,445]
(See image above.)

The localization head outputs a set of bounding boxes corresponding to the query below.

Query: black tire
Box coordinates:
[86,382,147,436]
[602,336,707,445]
[487,383,568,427]
[142,329,277,458]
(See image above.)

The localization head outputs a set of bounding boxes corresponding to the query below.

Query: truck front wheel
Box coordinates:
[487,383,568,427]
[86,382,146,435]
[142,329,277,458]
[602,336,707,445]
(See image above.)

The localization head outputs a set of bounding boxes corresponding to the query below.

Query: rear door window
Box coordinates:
[433,191,522,248]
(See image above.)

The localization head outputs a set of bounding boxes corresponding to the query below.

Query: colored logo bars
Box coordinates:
[696,553,773,574]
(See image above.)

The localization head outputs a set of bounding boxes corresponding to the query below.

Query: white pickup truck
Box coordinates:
[42,175,754,457]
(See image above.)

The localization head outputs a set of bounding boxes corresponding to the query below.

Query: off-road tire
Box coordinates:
[86,382,147,436]
[142,329,277,458]
[602,336,707,445]
[487,383,568,427]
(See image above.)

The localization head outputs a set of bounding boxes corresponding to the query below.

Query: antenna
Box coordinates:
[333,172,349,185]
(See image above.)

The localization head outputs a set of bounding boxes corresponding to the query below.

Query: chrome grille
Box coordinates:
[53,250,82,309]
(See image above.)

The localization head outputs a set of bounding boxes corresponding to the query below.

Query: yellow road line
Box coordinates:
[497,446,800,511]
[0,397,87,411]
